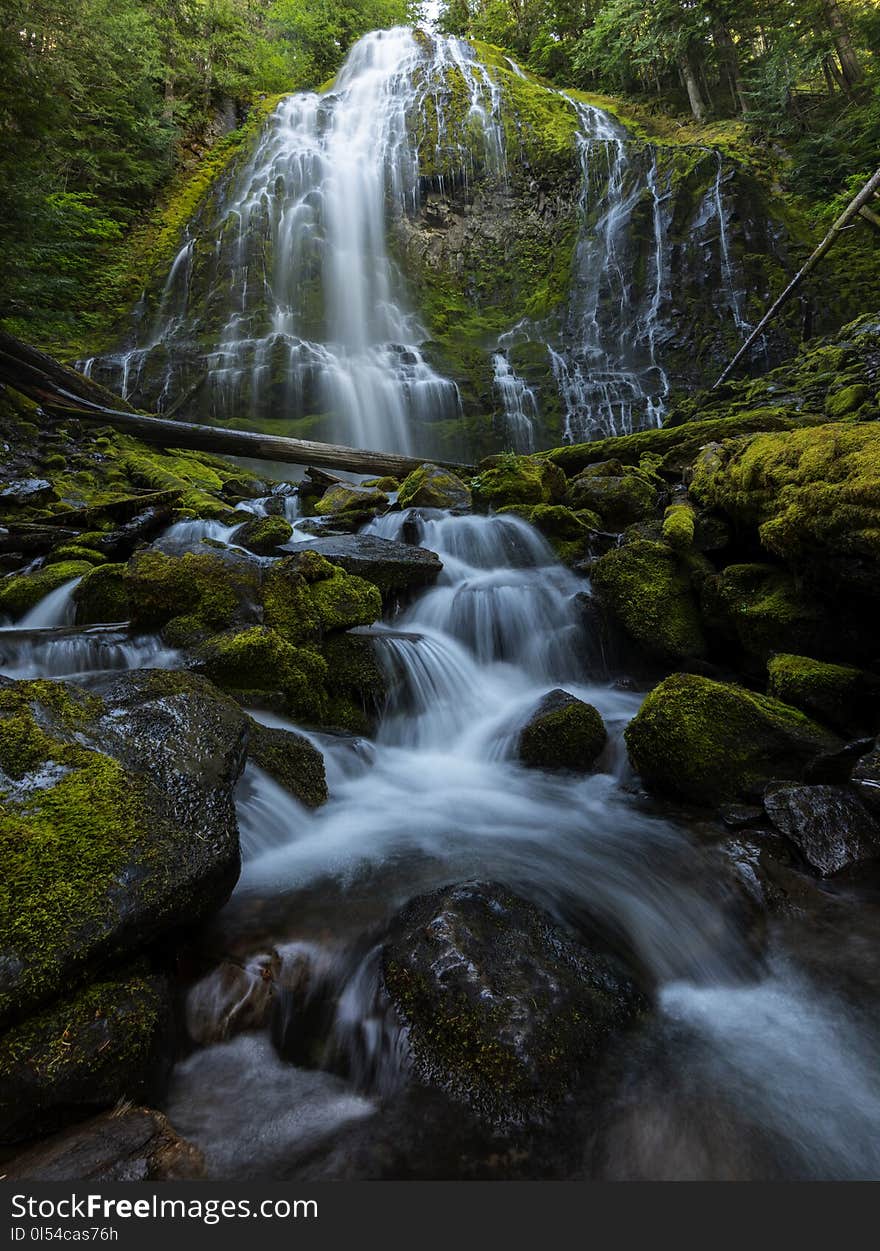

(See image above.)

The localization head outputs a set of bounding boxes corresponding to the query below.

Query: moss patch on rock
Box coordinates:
[766,653,879,737]
[590,539,706,664]
[700,563,825,662]
[472,454,566,509]
[246,719,328,808]
[518,689,606,773]
[625,673,840,805]
[398,463,472,510]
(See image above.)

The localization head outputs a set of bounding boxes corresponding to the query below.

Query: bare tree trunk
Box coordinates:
[821,0,864,86]
[679,53,707,122]
[713,20,747,114]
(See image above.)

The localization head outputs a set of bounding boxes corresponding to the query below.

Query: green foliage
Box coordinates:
[270,0,421,86]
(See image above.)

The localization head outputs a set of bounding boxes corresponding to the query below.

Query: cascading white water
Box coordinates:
[81,29,759,454]
[492,352,537,451]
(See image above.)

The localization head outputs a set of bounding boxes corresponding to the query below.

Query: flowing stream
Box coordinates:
[8,26,878,1181]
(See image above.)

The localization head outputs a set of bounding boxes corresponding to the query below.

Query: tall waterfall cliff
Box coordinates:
[84,27,797,459]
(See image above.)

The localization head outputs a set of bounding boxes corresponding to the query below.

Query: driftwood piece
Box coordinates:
[714,165,880,388]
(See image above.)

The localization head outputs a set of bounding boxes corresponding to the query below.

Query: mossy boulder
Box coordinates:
[193,627,329,722]
[590,540,706,664]
[245,719,328,808]
[689,421,880,600]
[73,563,129,625]
[824,384,871,419]
[0,671,247,1026]
[45,546,106,567]
[398,463,472,510]
[766,653,879,736]
[700,563,825,662]
[125,548,261,645]
[0,970,171,1144]
[565,472,656,531]
[0,561,93,620]
[625,673,841,806]
[314,483,389,517]
[262,552,382,639]
[232,515,293,555]
[661,502,696,551]
[382,881,646,1124]
[471,454,566,510]
[518,689,607,772]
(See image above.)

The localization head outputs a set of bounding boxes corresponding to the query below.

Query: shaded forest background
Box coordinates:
[1,0,877,353]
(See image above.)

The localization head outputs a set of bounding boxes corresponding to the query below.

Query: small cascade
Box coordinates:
[492,352,537,451]
[0,627,177,682]
[2,576,83,630]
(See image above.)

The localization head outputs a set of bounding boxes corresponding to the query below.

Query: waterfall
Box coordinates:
[81,27,760,454]
[492,352,537,451]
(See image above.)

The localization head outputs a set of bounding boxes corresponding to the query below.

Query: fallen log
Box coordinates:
[714,164,880,388]
[0,329,475,479]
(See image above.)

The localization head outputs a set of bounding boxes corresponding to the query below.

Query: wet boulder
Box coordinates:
[286,533,442,599]
[471,455,566,510]
[0,970,172,1144]
[1,1108,204,1181]
[314,482,389,518]
[625,673,841,806]
[73,562,129,624]
[767,653,879,737]
[186,954,280,1045]
[382,881,646,1124]
[397,463,472,510]
[246,718,328,808]
[518,688,607,772]
[232,515,293,555]
[565,471,656,530]
[763,783,880,877]
[590,539,706,665]
[125,546,262,646]
[0,670,248,1026]
[497,504,591,563]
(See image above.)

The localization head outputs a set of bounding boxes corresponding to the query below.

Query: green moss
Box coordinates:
[565,471,657,530]
[125,548,260,644]
[661,503,695,551]
[73,562,129,625]
[701,563,824,662]
[397,463,472,510]
[195,627,328,722]
[590,539,706,664]
[232,514,293,554]
[624,672,840,805]
[547,409,827,477]
[825,383,871,418]
[245,719,328,808]
[119,449,239,519]
[314,483,389,516]
[0,561,94,619]
[362,477,399,492]
[519,696,606,772]
[497,502,588,562]
[45,545,107,567]
[472,453,566,509]
[688,421,880,598]
[766,653,879,736]
[0,685,167,1019]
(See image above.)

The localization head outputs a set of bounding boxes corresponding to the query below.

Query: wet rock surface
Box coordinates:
[518,688,607,772]
[763,783,880,877]
[382,881,647,1124]
[286,533,443,598]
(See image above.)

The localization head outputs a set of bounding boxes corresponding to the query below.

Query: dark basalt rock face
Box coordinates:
[381,881,647,1125]
[286,533,443,599]
[763,783,880,877]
